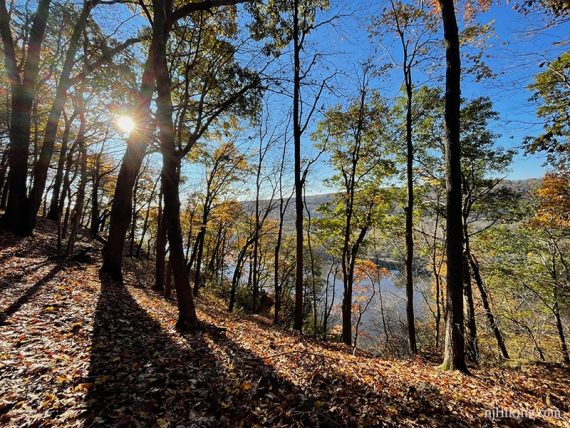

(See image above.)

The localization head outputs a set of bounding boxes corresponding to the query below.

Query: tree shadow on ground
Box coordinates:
[82,273,345,427]
[0,259,55,292]
[82,274,468,427]
[0,263,65,325]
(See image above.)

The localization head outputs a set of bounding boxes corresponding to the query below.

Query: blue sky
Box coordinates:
[93,0,569,198]
[299,0,569,183]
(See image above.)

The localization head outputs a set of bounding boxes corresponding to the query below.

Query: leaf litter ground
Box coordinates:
[1,221,568,427]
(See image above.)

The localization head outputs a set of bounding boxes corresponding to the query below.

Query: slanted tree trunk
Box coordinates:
[89,130,111,234]
[137,175,159,257]
[206,222,223,282]
[0,173,9,209]
[60,137,82,244]
[0,151,8,207]
[0,0,51,235]
[192,219,207,296]
[552,259,570,364]
[47,110,75,220]
[27,0,96,232]
[304,189,318,339]
[184,208,195,264]
[57,143,78,248]
[463,252,478,364]
[229,252,245,312]
[90,171,101,234]
[229,239,254,312]
[553,296,569,364]
[439,0,468,373]
[322,260,337,340]
[164,257,172,299]
[468,251,510,359]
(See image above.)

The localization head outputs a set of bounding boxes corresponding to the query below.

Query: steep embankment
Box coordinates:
[0,221,568,427]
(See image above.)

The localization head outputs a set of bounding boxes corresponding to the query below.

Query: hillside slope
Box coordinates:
[243,178,543,229]
[0,221,568,427]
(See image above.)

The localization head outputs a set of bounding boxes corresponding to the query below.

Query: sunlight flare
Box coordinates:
[116,115,136,134]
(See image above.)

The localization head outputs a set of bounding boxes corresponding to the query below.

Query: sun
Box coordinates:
[116,115,135,133]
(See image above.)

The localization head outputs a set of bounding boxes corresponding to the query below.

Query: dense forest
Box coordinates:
[0,0,568,426]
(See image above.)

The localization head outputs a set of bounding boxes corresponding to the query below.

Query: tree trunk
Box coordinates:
[47,111,74,220]
[252,201,260,313]
[274,141,290,324]
[0,151,8,209]
[292,0,303,332]
[322,260,337,341]
[273,230,283,323]
[128,173,141,256]
[90,175,101,234]
[57,137,80,244]
[468,251,510,359]
[65,105,87,257]
[229,255,243,312]
[184,209,195,264]
[27,0,95,231]
[305,192,318,339]
[164,257,172,299]
[341,255,352,345]
[192,206,210,296]
[154,182,167,292]
[229,243,251,312]
[0,0,51,235]
[439,0,467,373]
[553,285,570,364]
[137,175,159,257]
[101,24,160,281]
[463,253,478,364]
[404,71,417,355]
[0,174,9,209]
[155,9,199,332]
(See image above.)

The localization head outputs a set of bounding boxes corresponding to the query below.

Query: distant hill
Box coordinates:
[501,178,543,195]
[241,178,543,228]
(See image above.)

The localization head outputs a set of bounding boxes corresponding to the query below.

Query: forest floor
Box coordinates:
[0,221,569,427]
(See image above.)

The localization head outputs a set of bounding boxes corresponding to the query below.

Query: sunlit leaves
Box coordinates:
[526,50,570,173]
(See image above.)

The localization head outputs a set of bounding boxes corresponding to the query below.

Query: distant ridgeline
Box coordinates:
[240,178,543,227]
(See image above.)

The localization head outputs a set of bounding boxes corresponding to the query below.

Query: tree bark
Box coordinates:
[404,70,417,355]
[274,141,290,324]
[439,0,468,373]
[292,0,304,332]
[65,103,87,257]
[463,252,478,364]
[229,239,254,312]
[0,0,51,235]
[468,251,510,359]
[27,0,96,231]
[100,32,159,281]
[0,151,8,208]
[340,88,368,346]
[154,185,168,291]
[154,3,199,331]
[137,175,159,257]
[47,111,75,220]
[552,277,570,364]
[193,232,205,293]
